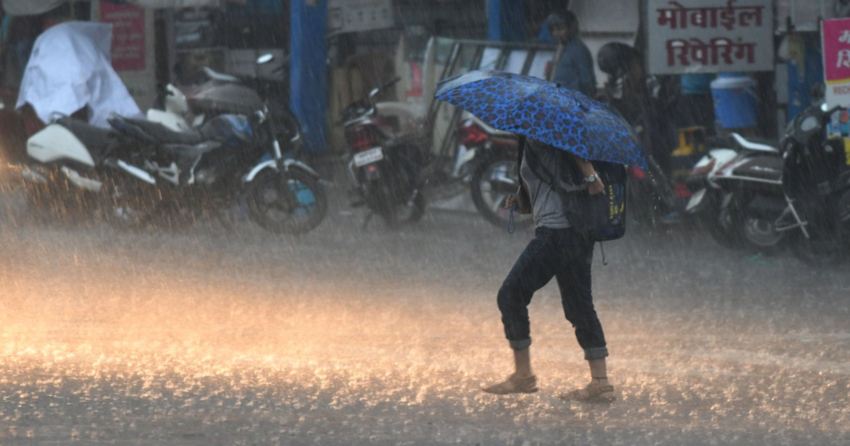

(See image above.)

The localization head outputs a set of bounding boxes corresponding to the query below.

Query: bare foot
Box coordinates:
[481,374,538,395]
[559,381,615,402]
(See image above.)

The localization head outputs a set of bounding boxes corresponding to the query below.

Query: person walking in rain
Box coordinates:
[481,138,614,402]
[435,68,642,403]
[546,10,596,97]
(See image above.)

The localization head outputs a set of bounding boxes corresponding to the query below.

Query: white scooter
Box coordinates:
[686,133,782,250]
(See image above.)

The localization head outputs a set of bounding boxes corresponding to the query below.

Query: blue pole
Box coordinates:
[487,0,526,42]
[487,0,502,41]
[290,0,328,154]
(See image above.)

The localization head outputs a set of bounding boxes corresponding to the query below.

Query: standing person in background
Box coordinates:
[545,10,596,97]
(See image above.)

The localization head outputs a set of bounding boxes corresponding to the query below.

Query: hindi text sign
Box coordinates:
[328,0,394,35]
[823,18,850,107]
[647,0,773,75]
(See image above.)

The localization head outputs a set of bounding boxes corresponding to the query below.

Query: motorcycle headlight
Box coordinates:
[799,115,820,133]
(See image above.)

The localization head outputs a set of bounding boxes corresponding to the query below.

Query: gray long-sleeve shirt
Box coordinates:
[520,141,571,229]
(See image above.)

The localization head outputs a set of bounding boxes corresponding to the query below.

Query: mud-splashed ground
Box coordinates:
[1,190,849,445]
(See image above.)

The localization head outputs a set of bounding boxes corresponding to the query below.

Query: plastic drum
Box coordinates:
[711,75,758,129]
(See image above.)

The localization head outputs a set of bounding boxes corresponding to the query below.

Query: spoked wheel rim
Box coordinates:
[741,216,785,248]
[472,157,532,228]
[248,169,327,234]
[792,231,846,266]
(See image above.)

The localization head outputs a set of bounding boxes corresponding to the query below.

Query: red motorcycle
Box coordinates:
[458,115,532,229]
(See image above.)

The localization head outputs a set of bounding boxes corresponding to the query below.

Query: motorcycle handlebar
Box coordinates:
[339,78,400,122]
[378,77,402,92]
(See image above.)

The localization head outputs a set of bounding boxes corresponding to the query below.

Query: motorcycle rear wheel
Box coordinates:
[791,231,846,267]
[470,155,532,230]
[246,168,327,235]
[368,177,425,228]
[739,214,786,254]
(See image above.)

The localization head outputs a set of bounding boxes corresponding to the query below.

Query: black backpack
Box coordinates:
[520,138,627,242]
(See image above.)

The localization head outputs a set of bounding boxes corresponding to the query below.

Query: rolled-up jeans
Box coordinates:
[497,226,608,360]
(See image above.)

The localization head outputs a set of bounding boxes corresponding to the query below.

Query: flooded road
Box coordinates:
[1,191,849,445]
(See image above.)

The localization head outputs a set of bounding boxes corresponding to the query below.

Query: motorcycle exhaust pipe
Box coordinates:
[115,160,156,185]
[60,166,102,192]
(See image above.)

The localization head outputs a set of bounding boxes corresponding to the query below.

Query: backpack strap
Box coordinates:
[516,135,526,178]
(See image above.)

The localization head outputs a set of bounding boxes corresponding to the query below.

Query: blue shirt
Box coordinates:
[552,38,597,97]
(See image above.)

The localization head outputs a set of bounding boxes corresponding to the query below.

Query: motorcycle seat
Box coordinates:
[735,154,784,182]
[110,116,205,146]
[731,133,779,153]
[56,118,117,164]
[203,66,240,83]
[161,141,219,160]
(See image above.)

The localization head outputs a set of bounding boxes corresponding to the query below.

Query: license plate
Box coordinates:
[353,147,384,167]
[686,188,707,213]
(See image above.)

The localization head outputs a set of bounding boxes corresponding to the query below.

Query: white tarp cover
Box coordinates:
[16,21,142,127]
[2,0,221,16]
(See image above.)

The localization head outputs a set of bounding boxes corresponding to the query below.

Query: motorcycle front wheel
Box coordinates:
[470,155,532,230]
[791,230,846,267]
[246,168,327,235]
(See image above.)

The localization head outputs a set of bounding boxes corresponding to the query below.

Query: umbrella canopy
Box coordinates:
[2,0,222,16]
[435,70,647,169]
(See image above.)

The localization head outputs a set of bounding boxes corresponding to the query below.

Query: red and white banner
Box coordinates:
[822,18,850,107]
[101,2,147,72]
[646,0,773,75]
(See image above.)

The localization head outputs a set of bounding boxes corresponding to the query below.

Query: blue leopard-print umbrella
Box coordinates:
[435,70,647,169]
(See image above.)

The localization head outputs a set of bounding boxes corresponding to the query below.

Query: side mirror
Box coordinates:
[368,87,380,99]
[257,53,274,65]
[811,82,825,101]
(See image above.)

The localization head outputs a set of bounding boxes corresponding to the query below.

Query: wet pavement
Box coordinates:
[1,189,849,445]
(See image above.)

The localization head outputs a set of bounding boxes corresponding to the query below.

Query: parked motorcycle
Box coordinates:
[153,54,301,144]
[20,51,325,233]
[340,78,426,228]
[778,103,850,265]
[684,145,738,247]
[596,42,681,227]
[459,115,532,229]
[105,110,326,234]
[685,133,787,252]
[138,53,327,233]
